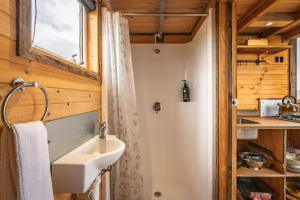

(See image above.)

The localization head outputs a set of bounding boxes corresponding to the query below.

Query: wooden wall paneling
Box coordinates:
[0,101,101,127]
[0,86,101,106]
[257,129,285,173]
[128,17,158,33]
[237,50,289,110]
[110,0,160,13]
[260,177,285,200]
[163,16,199,33]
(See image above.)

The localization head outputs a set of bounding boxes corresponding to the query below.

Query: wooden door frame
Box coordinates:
[217,0,236,199]
[289,39,297,99]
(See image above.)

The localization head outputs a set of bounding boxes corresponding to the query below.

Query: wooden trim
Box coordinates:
[231,1,237,200]
[98,3,103,83]
[260,11,300,38]
[217,1,232,199]
[26,47,100,81]
[284,25,300,40]
[189,0,215,42]
[289,39,297,98]
[87,5,100,73]
[237,0,277,32]
[16,0,32,56]
[16,0,101,80]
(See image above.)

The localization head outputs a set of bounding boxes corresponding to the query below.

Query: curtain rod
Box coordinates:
[121,13,209,17]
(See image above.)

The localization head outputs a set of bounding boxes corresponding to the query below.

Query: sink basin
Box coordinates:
[237,118,260,124]
[52,135,125,193]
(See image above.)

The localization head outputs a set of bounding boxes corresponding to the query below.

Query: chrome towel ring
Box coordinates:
[1,78,49,129]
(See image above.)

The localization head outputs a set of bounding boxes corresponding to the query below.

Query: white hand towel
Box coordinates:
[11,121,54,200]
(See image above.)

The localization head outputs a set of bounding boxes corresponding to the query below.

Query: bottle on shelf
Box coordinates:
[182,80,190,102]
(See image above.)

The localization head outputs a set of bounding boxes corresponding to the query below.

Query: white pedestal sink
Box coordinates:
[52,135,125,193]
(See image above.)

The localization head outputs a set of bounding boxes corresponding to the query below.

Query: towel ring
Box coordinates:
[1,78,49,129]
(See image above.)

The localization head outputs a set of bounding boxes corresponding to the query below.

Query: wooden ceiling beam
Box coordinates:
[283,24,300,40]
[189,0,214,41]
[237,0,278,32]
[257,12,295,22]
[260,10,300,38]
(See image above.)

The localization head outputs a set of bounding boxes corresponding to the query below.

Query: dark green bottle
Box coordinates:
[182,80,190,102]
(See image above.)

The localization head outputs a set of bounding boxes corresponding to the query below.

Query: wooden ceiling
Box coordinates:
[108,0,213,43]
[236,0,300,40]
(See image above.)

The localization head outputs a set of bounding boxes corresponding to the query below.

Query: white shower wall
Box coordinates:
[132,9,216,200]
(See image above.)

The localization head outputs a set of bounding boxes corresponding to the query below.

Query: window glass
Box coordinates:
[32,0,86,66]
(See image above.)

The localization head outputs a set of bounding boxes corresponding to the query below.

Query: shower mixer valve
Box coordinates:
[153,102,161,113]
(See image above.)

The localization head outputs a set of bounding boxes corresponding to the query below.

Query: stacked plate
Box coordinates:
[286,182,300,199]
[286,153,300,173]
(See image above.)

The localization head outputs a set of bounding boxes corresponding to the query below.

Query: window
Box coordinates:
[17,0,99,79]
[31,0,87,66]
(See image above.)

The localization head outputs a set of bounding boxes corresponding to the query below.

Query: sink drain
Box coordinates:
[154,191,162,197]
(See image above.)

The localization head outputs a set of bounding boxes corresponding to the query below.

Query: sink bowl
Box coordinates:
[52,135,125,193]
[237,118,260,124]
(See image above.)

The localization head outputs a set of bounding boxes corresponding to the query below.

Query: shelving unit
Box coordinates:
[237,167,284,177]
[235,128,300,200]
[237,45,292,55]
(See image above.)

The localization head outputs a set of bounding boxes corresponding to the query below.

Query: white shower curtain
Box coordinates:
[101,8,144,200]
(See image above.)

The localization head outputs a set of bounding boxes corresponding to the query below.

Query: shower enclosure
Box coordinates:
[131,9,216,200]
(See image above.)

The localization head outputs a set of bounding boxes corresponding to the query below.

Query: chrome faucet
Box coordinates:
[99,122,107,138]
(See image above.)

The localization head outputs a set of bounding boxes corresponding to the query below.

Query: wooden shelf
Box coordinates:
[286,194,299,200]
[237,45,292,54]
[286,171,300,177]
[237,166,284,177]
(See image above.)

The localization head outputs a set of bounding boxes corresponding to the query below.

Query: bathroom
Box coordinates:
[0,0,217,199]
[2,0,300,200]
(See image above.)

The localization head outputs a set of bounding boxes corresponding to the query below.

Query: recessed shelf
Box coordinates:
[237,166,284,177]
[237,45,292,55]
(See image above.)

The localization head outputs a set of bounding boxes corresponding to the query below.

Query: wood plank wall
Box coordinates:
[237,36,289,110]
[0,0,101,199]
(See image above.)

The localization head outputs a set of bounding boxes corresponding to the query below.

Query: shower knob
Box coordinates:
[153,102,161,113]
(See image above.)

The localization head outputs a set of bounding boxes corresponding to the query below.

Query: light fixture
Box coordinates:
[265,22,274,26]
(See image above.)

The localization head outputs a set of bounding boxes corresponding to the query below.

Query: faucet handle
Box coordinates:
[99,121,107,138]
[100,122,106,131]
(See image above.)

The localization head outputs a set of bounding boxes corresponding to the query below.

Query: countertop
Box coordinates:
[237,117,300,129]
